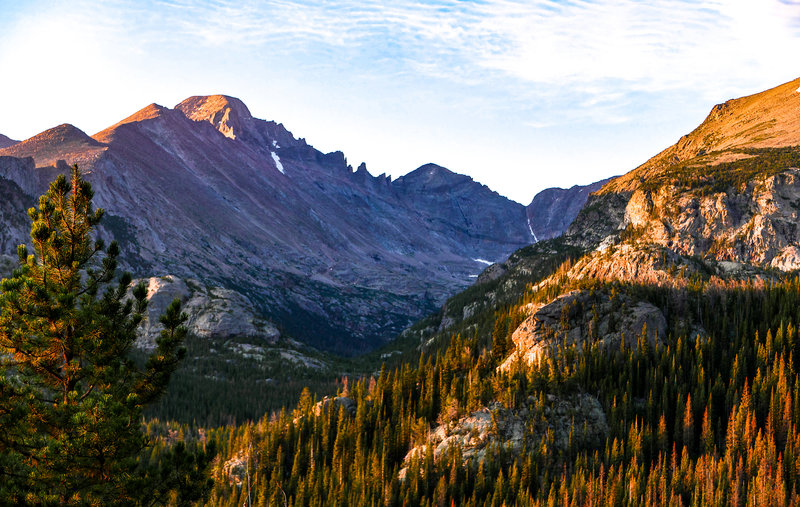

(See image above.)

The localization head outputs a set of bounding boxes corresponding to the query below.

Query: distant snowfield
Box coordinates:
[474,258,493,265]
[271,151,285,174]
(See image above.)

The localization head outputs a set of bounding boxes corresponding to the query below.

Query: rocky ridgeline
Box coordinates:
[398,394,607,479]
[0,134,18,149]
[134,275,280,350]
[549,166,800,292]
[0,96,570,354]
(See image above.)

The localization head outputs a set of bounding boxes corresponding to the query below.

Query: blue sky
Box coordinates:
[1,0,799,203]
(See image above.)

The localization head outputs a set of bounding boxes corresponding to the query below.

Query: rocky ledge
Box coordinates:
[622,168,800,270]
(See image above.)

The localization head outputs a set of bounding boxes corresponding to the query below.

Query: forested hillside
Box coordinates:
[3,74,800,505]
[197,79,800,506]
[201,256,800,505]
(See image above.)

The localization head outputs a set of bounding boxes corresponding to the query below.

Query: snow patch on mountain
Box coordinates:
[527,217,539,243]
[271,151,284,174]
[474,258,493,265]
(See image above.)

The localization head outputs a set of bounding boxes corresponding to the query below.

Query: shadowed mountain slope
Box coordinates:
[0,134,18,149]
[0,96,541,353]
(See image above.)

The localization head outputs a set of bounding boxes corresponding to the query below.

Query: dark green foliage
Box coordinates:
[203,270,800,506]
[0,166,214,505]
[137,439,217,507]
[641,146,800,194]
[141,335,351,426]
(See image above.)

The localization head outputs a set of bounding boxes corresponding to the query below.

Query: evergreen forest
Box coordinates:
[6,161,800,506]
[195,254,800,506]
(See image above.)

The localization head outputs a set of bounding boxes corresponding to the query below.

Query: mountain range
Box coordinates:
[0,95,601,354]
[200,76,800,506]
[4,64,800,505]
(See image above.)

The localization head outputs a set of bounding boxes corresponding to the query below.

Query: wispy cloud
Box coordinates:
[1,0,798,201]
[93,0,800,126]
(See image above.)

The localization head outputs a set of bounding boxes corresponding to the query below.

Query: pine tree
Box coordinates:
[0,165,212,505]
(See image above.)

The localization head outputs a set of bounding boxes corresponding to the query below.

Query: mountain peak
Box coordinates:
[33,123,99,145]
[0,123,104,167]
[416,163,454,175]
[0,123,99,150]
[175,95,253,140]
[93,103,171,143]
[395,163,469,189]
[602,76,800,194]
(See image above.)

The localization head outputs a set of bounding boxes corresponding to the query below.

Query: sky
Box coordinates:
[0,0,799,204]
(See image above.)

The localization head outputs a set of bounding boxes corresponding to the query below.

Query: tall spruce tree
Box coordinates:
[0,165,212,505]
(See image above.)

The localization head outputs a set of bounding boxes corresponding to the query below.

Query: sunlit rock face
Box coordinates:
[618,169,800,271]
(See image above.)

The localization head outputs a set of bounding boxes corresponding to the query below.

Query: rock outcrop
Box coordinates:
[399,394,607,478]
[499,289,666,370]
[135,275,280,350]
[621,168,800,271]
[219,450,251,486]
[313,396,356,418]
[563,191,632,249]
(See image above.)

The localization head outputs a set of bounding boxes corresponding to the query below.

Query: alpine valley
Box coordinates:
[4,74,800,506]
[0,95,600,355]
[0,94,601,422]
[189,77,800,505]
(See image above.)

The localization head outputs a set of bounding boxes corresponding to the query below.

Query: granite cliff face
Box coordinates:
[0,96,548,354]
[134,275,280,350]
[622,169,800,270]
